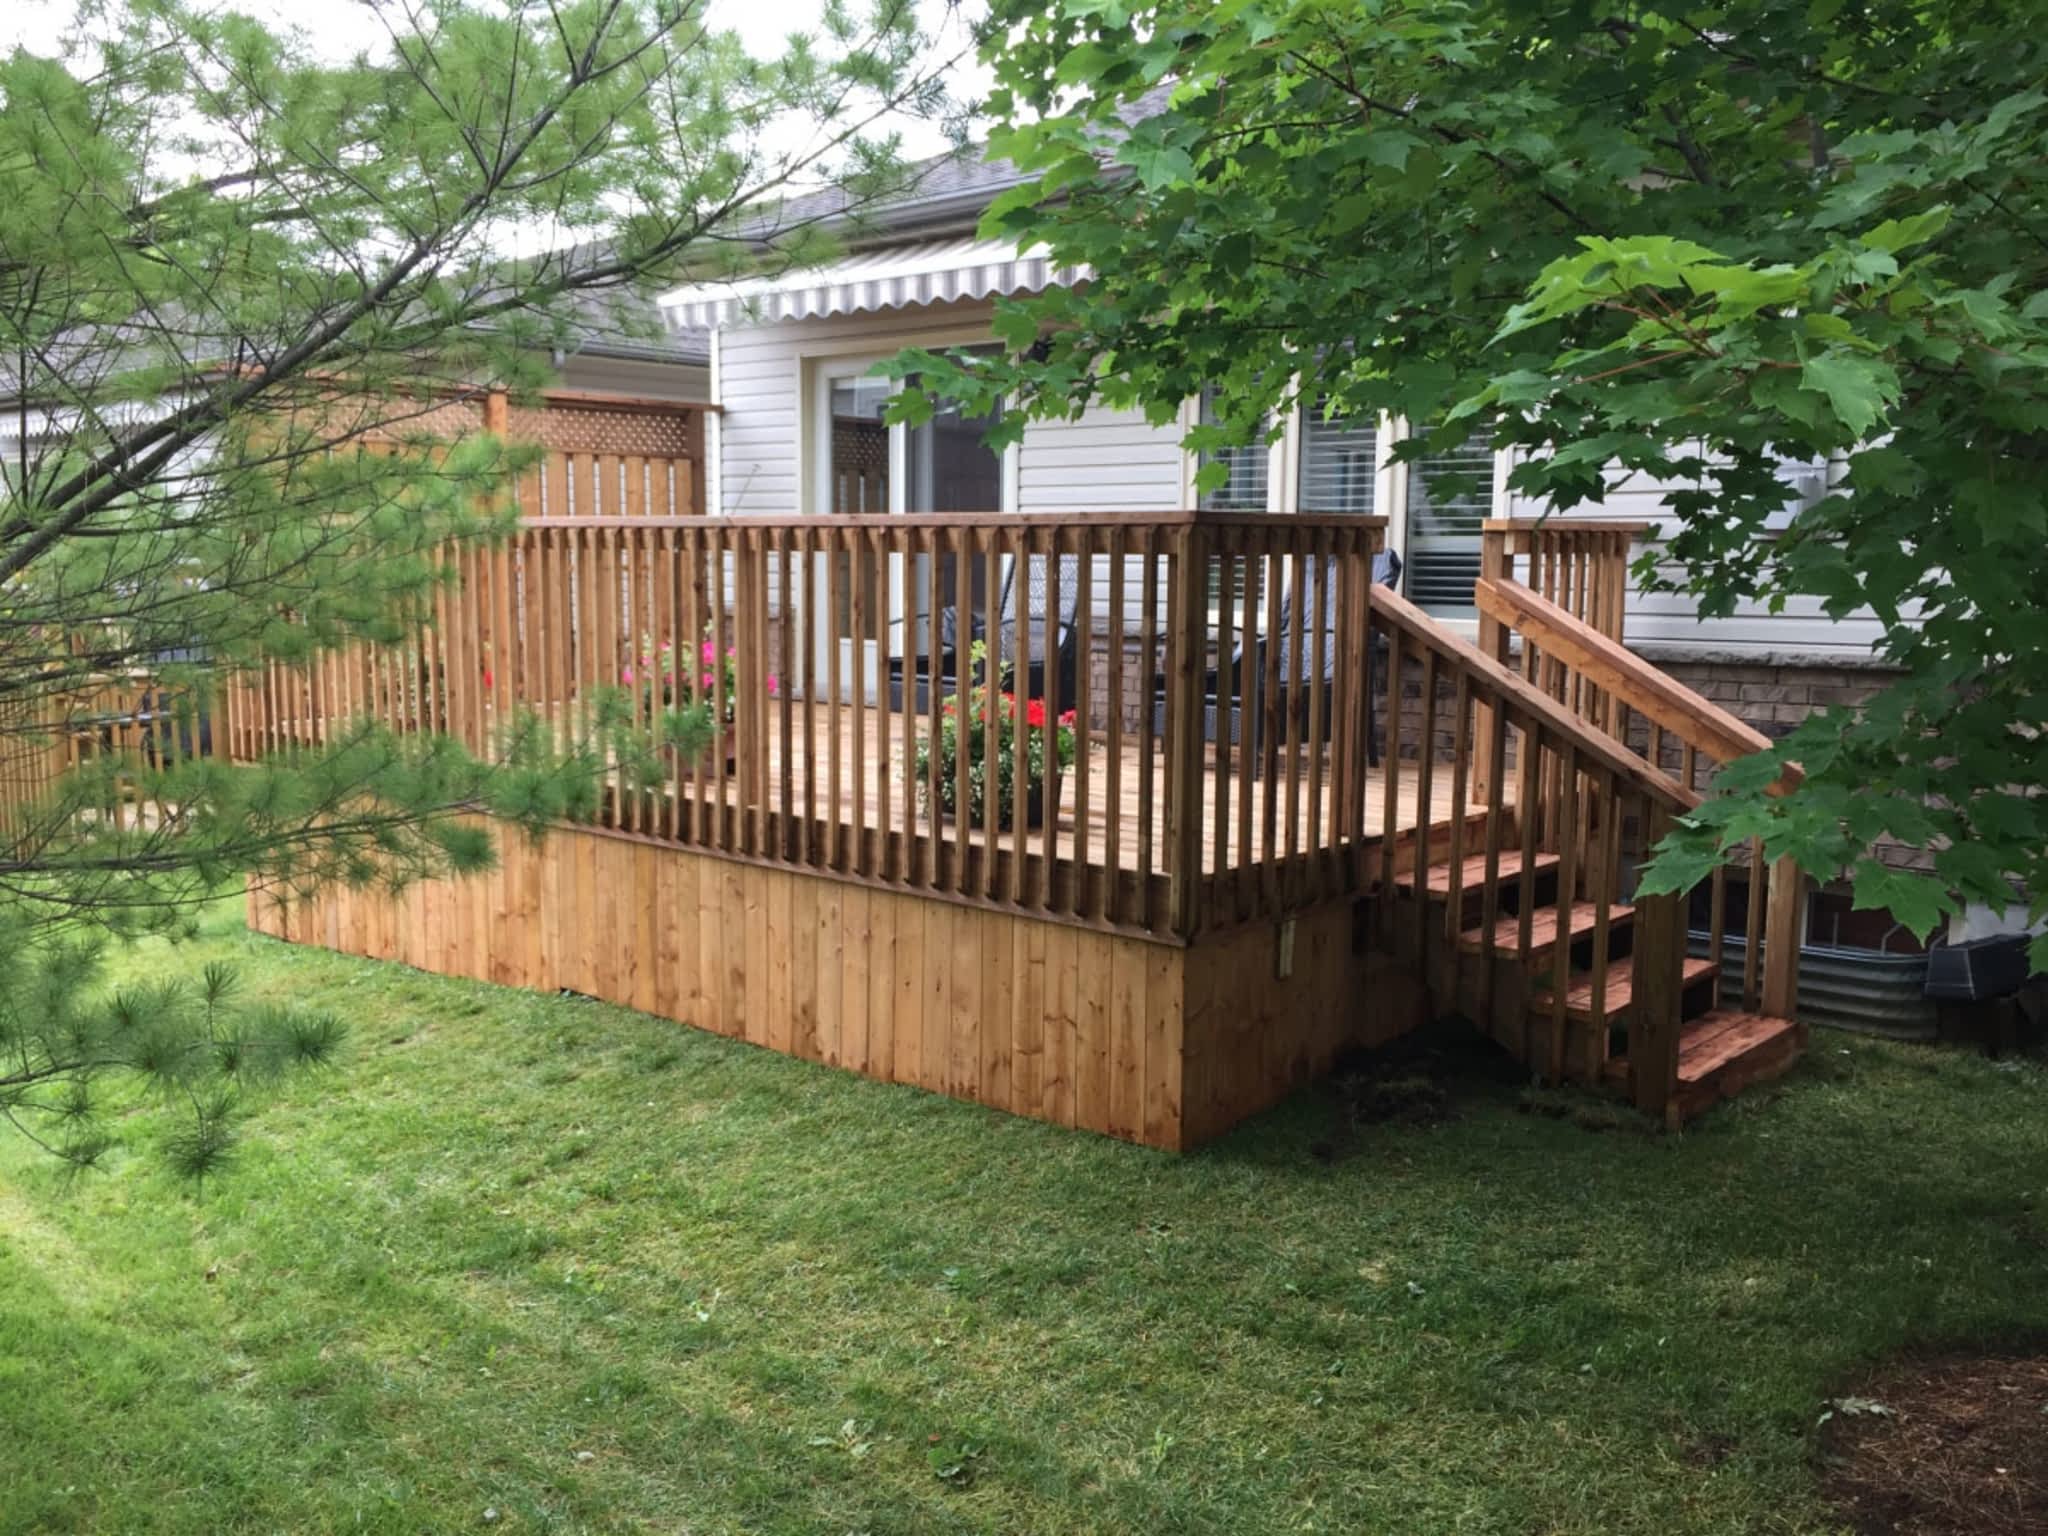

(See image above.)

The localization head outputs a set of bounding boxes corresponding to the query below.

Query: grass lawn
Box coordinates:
[3,903,2045,1535]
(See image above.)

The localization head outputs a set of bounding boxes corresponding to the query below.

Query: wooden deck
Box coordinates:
[237,508,1808,1147]
[624,698,1494,879]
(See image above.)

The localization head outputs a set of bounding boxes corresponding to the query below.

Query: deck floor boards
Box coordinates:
[644,698,1504,882]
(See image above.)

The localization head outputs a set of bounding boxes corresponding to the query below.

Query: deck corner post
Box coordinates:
[1165,521,1210,940]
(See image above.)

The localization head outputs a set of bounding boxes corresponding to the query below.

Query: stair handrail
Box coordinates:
[1471,572,1807,1047]
[1474,576,1803,796]
[1370,583,1698,814]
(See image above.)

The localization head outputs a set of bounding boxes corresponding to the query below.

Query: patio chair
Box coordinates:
[1149,546,1400,768]
[888,549,1081,712]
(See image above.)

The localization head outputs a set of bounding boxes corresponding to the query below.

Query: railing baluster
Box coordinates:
[922,524,942,890]
[1548,743,1580,1084]
[1072,527,1095,918]
[1411,648,1439,972]
[1258,537,1283,901]
[1586,768,1617,1083]
[873,525,893,883]
[1013,523,1035,908]
[708,524,729,855]
[1376,616,1403,943]
[1743,835,1766,1012]
[1212,531,1236,908]
[1475,696,1509,1030]
[1234,537,1258,913]
[852,524,870,878]
[1442,673,1472,991]
[1306,526,1331,895]
[826,527,844,873]
[1100,528,1124,919]
[1136,524,1159,928]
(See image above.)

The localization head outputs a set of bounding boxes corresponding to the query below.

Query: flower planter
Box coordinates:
[924,769,1062,834]
[666,732,738,781]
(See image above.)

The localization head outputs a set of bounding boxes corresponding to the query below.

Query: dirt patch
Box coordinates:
[1312,1021,1527,1160]
[1818,1351,2048,1536]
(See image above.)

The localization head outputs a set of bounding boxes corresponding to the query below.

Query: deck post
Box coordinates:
[1628,800,1685,1125]
[1760,853,1805,1030]
[1165,522,1210,939]
[1470,525,1513,808]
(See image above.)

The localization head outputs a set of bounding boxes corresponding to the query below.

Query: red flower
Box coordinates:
[1058,709,1077,727]
[1025,698,1047,728]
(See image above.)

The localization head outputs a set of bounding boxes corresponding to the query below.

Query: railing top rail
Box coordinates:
[1481,517,1651,538]
[1475,576,1803,794]
[514,510,1389,535]
[1371,582,1699,811]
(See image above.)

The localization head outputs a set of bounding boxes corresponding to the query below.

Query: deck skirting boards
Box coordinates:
[248,820,1420,1149]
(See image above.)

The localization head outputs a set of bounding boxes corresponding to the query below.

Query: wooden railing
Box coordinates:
[1474,576,1805,1023]
[2,673,218,845]
[229,510,1390,942]
[1370,583,1703,1105]
[1480,518,1643,643]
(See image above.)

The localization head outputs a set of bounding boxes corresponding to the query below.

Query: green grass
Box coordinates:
[3,905,2044,1535]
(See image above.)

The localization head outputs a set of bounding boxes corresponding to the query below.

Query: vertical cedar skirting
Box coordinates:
[246,822,1387,1151]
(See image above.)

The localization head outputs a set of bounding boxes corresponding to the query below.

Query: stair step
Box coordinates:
[1533,953,1718,1026]
[1395,849,1562,898]
[1677,1010,1800,1086]
[1460,900,1631,962]
[1596,1009,1800,1119]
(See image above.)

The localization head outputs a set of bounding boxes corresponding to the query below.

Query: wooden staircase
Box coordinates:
[1365,521,1808,1127]
[1392,849,1799,1123]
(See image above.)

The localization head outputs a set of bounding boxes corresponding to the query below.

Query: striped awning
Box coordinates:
[657,237,1086,330]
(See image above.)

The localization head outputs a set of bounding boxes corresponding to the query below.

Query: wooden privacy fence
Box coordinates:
[229,509,1391,942]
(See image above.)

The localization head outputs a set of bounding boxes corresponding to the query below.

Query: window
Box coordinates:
[1182,391,1505,624]
[1195,386,1272,513]
[1298,399,1378,516]
[1403,429,1495,619]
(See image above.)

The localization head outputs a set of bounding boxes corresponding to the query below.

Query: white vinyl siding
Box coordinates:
[702,295,1901,666]
[1497,457,1898,662]
[1017,404,1183,512]
[714,297,1001,517]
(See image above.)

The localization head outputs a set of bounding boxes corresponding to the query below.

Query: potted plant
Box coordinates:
[624,630,775,777]
[913,640,1076,831]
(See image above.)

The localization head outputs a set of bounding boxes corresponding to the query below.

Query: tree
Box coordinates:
[0,0,967,1172]
[890,0,2048,963]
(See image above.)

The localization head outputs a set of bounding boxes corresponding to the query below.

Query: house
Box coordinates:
[656,145,1926,984]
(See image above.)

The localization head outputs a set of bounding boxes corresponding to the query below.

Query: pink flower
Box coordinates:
[621,665,635,685]
[702,671,716,689]
[702,639,717,662]
[766,673,780,697]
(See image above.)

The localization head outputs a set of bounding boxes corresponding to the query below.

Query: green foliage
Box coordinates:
[892,0,2048,952]
[0,945,344,1179]
[0,0,963,1170]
